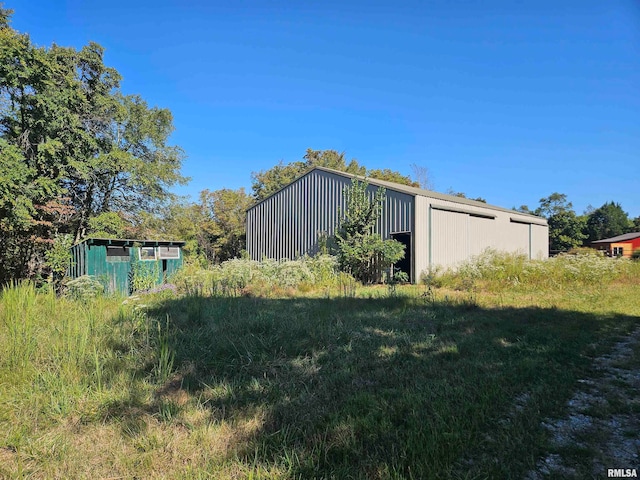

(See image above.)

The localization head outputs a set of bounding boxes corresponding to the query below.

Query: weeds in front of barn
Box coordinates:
[1,252,639,479]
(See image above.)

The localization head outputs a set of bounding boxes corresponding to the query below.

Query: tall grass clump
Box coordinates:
[435,248,634,292]
[0,282,39,370]
[172,255,353,297]
[0,282,150,449]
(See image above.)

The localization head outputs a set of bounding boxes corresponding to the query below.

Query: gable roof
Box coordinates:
[250,166,546,223]
[590,232,640,244]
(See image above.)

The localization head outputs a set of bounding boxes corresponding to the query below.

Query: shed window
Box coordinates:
[158,246,180,259]
[139,246,157,261]
[106,246,130,262]
[613,247,624,257]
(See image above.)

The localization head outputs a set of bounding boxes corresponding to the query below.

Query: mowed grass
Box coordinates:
[1,261,639,479]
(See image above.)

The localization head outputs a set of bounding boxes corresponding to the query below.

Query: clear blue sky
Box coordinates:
[9,0,640,217]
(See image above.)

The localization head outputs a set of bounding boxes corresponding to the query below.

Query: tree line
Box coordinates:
[2,4,637,286]
[516,194,640,254]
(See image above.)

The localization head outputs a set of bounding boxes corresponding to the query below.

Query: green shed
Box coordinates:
[68,238,186,295]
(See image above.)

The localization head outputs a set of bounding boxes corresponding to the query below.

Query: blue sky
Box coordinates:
[9,0,640,217]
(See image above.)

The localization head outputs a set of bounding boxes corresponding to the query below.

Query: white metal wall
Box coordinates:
[247,169,414,261]
[531,224,548,259]
[431,209,469,268]
[412,197,549,275]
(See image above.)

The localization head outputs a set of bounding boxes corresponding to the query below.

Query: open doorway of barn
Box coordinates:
[391,232,412,281]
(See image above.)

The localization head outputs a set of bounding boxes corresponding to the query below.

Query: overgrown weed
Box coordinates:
[1,255,639,479]
[433,249,638,293]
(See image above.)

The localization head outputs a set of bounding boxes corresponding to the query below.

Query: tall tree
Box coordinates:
[534,193,586,253]
[199,188,253,262]
[251,148,417,201]
[585,202,631,242]
[0,8,186,282]
[0,139,38,282]
[368,168,419,187]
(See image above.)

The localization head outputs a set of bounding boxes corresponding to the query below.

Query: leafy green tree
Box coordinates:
[368,168,419,187]
[514,205,535,214]
[44,234,73,293]
[632,216,640,232]
[199,188,253,262]
[0,139,37,282]
[303,148,366,173]
[334,180,405,283]
[0,7,186,282]
[130,189,253,264]
[0,5,12,27]
[87,212,127,238]
[251,148,417,201]
[128,200,211,263]
[585,202,632,241]
[534,193,587,252]
[546,211,587,252]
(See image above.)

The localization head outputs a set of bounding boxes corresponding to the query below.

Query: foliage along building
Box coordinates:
[590,232,640,258]
[68,238,185,295]
[246,166,549,282]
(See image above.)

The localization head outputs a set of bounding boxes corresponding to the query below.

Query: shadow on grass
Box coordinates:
[123,293,639,479]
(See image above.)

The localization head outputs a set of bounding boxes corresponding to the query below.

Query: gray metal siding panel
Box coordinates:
[414,196,429,281]
[247,169,414,261]
[531,224,549,259]
[431,208,469,268]
[507,222,530,256]
[423,197,549,270]
[469,216,497,257]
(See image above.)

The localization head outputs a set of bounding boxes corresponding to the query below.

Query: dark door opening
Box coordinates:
[162,259,168,280]
[391,232,411,281]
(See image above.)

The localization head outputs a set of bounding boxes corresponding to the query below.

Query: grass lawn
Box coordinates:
[0,275,638,479]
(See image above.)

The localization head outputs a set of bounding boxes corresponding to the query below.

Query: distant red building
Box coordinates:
[590,232,640,258]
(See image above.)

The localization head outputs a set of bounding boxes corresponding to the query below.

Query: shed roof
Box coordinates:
[250,166,547,223]
[74,238,186,247]
[590,232,640,244]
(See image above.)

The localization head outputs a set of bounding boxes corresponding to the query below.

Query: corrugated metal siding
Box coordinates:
[431,209,469,268]
[86,244,131,294]
[507,222,530,256]
[68,243,87,278]
[423,200,549,270]
[247,169,414,261]
[531,224,549,259]
[469,216,498,256]
[413,196,429,282]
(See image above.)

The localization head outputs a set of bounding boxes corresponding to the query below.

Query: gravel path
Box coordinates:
[527,328,640,479]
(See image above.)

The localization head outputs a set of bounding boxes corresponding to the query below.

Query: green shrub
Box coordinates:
[566,246,603,256]
[172,255,350,297]
[632,249,640,261]
[64,275,105,300]
[334,179,405,283]
[130,259,160,292]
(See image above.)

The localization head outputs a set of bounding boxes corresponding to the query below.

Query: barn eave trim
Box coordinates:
[430,204,496,219]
